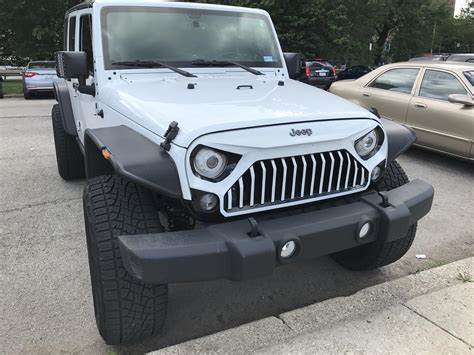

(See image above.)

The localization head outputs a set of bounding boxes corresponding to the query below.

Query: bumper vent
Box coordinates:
[224,150,368,214]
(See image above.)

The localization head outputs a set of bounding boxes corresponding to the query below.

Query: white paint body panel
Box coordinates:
[67,0,386,212]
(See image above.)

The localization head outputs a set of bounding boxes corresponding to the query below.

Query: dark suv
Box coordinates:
[304,60,337,89]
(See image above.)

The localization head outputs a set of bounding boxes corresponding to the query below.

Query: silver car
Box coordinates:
[22,61,59,99]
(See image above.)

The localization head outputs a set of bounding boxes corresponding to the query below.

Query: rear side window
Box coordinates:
[28,62,55,69]
[419,70,467,101]
[464,71,474,86]
[370,68,419,94]
[68,17,76,51]
[80,14,93,72]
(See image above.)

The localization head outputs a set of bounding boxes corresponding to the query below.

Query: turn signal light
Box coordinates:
[101,148,111,160]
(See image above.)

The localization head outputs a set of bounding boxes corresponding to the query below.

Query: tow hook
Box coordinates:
[378,191,390,208]
[248,218,261,238]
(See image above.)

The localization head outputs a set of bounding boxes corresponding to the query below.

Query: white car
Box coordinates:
[52,0,434,345]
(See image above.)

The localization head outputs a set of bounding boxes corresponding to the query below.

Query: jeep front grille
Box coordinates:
[224,150,368,213]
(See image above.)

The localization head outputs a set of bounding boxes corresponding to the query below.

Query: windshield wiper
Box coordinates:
[111,60,197,78]
[191,60,264,76]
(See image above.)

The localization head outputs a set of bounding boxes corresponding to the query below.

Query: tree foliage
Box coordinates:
[0,0,472,66]
[0,0,82,64]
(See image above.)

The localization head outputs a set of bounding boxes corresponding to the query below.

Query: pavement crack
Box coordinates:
[0,197,82,213]
[0,154,55,161]
[276,314,296,332]
[0,115,51,119]
[402,304,473,348]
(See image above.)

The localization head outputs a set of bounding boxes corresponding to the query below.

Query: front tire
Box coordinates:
[51,104,85,180]
[331,161,417,270]
[84,174,168,345]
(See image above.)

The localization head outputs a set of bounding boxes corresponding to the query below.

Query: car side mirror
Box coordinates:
[56,51,88,80]
[448,94,474,107]
[55,51,95,96]
[284,53,302,79]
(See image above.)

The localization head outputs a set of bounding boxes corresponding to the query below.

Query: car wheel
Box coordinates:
[51,104,85,180]
[84,174,168,345]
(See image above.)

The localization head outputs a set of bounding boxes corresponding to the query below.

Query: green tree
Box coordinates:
[0,0,470,66]
[0,0,83,63]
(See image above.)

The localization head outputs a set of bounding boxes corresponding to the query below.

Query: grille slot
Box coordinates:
[224,150,368,213]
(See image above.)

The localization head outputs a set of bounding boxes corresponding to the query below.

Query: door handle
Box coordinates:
[414,103,427,109]
[362,92,371,97]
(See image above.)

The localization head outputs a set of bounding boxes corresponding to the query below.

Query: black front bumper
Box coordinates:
[308,76,336,89]
[118,179,434,284]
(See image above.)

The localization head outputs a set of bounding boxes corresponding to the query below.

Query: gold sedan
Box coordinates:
[329,62,474,161]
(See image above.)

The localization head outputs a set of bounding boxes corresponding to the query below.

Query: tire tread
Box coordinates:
[51,104,85,180]
[84,174,167,345]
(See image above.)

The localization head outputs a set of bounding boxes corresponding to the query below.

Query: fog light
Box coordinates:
[281,241,297,259]
[371,166,382,181]
[359,223,371,239]
[200,193,218,211]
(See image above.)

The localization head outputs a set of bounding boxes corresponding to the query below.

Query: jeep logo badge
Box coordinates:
[290,128,313,137]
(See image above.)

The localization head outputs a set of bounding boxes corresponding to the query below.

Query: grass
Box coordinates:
[414,259,448,274]
[0,79,23,95]
[457,272,472,283]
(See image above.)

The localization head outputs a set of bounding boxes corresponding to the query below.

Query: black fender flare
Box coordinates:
[53,80,77,136]
[84,126,182,198]
[381,118,417,163]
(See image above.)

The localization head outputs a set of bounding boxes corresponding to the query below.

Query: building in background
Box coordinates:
[454,0,472,16]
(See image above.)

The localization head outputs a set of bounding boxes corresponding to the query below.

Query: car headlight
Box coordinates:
[193,147,228,179]
[355,130,379,158]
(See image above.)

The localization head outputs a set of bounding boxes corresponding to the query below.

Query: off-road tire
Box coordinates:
[84,174,168,345]
[51,104,85,180]
[331,161,417,270]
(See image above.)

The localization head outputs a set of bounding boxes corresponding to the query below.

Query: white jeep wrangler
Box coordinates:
[52,0,434,345]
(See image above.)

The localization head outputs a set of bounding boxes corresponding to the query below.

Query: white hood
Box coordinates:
[100,73,376,147]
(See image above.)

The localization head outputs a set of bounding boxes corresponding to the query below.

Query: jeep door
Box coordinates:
[358,67,421,124]
[406,68,473,158]
[65,14,81,130]
[75,11,96,142]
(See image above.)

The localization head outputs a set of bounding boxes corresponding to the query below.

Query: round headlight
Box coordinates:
[193,148,228,179]
[355,130,378,158]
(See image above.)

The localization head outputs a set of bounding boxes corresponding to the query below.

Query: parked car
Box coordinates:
[336,65,374,81]
[330,61,474,160]
[409,54,450,62]
[304,60,337,89]
[22,61,58,99]
[54,0,433,345]
[447,53,474,63]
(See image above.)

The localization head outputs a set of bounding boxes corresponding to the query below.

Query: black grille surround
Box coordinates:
[224,149,369,214]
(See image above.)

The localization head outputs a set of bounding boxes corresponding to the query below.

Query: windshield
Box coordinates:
[101,7,282,70]
[464,71,474,86]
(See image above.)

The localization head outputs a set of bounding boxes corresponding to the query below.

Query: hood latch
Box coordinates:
[161,121,179,152]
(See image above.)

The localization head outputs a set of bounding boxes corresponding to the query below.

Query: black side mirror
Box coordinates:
[55,51,88,81]
[55,51,95,96]
[284,53,302,79]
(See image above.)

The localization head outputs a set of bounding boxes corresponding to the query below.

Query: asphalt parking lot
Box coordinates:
[1,97,473,354]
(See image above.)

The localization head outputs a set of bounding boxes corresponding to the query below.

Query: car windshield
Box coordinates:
[463,71,474,86]
[29,62,55,69]
[101,7,282,70]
